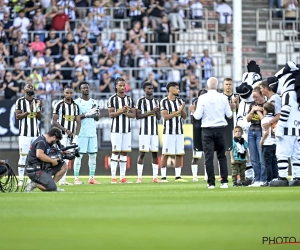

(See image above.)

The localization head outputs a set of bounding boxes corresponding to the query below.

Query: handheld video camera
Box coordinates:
[48,140,80,165]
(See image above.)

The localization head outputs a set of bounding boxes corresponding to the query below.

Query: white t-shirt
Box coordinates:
[190,2,203,17]
[261,115,276,145]
[216,3,232,24]
[31,57,45,67]
[268,94,281,115]
[13,17,30,36]
[74,54,91,69]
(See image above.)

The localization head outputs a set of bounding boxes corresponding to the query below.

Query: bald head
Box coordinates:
[207,77,218,90]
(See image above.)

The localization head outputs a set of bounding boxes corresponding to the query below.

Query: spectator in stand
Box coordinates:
[33,8,46,42]
[31,51,46,76]
[129,21,146,55]
[45,62,63,82]
[89,0,108,31]
[216,0,232,43]
[147,0,165,31]
[284,0,298,30]
[35,76,49,101]
[187,73,199,103]
[139,51,156,80]
[72,67,87,92]
[84,11,100,42]
[157,51,170,81]
[102,33,120,57]
[45,1,58,30]
[93,57,109,81]
[51,5,71,31]
[168,51,185,82]
[157,15,173,54]
[77,59,89,77]
[43,48,53,67]
[77,30,94,56]
[45,30,62,56]
[12,62,27,84]
[13,9,31,40]
[13,43,28,69]
[144,71,160,92]
[0,53,6,71]
[183,49,197,68]
[106,58,123,81]
[2,71,19,100]
[129,0,149,32]
[76,0,89,19]
[99,72,113,93]
[63,32,78,58]
[1,12,13,39]
[178,0,189,20]
[200,49,214,86]
[0,40,8,58]
[74,47,92,70]
[0,0,9,22]
[56,49,74,80]
[57,0,76,29]
[98,46,116,65]
[190,0,204,28]
[113,0,129,20]
[164,0,186,31]
[120,40,136,68]
[0,22,6,43]
[29,68,42,87]
[25,0,40,19]
[30,34,46,56]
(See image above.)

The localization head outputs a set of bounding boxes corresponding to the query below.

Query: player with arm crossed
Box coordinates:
[108,77,136,184]
[136,82,161,183]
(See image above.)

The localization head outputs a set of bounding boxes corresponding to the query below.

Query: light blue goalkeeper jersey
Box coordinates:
[75,97,98,137]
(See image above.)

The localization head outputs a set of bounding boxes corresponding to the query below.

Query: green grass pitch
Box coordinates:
[2,176,300,250]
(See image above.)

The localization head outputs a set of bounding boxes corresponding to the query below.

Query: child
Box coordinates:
[230,126,250,186]
[260,102,278,185]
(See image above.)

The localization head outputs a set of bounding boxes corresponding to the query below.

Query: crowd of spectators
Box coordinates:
[0,0,231,103]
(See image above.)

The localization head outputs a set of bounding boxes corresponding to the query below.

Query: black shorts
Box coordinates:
[27,162,64,191]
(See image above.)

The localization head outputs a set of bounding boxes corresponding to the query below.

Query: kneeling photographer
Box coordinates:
[25,128,73,192]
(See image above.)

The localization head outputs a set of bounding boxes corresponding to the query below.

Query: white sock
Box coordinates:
[161,166,167,178]
[152,163,158,178]
[137,164,143,178]
[18,166,25,181]
[191,164,198,178]
[175,167,181,178]
[120,161,126,179]
[111,160,118,178]
[60,171,67,182]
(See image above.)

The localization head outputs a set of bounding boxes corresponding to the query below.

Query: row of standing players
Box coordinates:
[15,77,238,191]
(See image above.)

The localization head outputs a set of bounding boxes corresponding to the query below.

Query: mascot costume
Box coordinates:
[235,61,263,185]
[267,62,300,187]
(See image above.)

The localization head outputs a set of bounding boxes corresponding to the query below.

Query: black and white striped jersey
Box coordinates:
[15,97,40,137]
[53,99,80,135]
[160,97,184,135]
[107,94,134,133]
[136,96,159,135]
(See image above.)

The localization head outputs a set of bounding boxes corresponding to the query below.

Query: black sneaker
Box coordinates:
[233,182,238,187]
